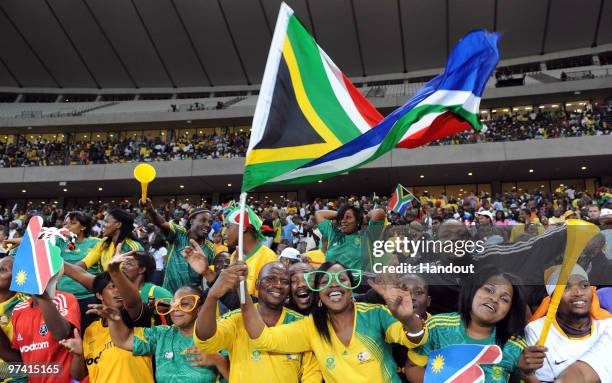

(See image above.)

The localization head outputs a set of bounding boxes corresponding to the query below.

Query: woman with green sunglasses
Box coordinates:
[241,261,426,383]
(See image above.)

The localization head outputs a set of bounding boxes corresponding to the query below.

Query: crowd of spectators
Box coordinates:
[1,106,610,168]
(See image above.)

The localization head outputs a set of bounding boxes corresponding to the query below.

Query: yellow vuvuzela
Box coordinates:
[133,163,156,204]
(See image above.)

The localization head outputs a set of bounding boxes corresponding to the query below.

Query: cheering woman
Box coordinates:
[239,261,426,383]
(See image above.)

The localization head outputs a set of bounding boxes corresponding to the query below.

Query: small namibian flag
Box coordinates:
[10,216,64,295]
[424,344,502,383]
[241,2,383,192]
[388,184,415,215]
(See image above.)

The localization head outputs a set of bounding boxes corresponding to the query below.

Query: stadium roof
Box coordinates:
[0,0,610,89]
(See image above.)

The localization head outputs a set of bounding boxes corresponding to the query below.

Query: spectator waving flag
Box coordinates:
[264,29,500,185]
[241,2,383,192]
[424,344,502,383]
[10,216,65,295]
[388,184,416,215]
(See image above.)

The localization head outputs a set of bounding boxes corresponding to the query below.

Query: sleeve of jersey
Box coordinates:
[500,336,528,373]
[193,312,237,353]
[318,220,332,241]
[167,222,185,244]
[524,322,539,346]
[379,306,427,349]
[365,220,386,242]
[251,318,311,354]
[299,351,323,383]
[81,242,102,269]
[63,293,81,331]
[132,327,157,356]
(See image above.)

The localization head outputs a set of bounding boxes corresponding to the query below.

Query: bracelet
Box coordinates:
[405,328,424,338]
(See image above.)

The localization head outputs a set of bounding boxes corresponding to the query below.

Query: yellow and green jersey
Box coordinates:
[83,320,154,383]
[81,239,143,271]
[230,242,277,296]
[164,223,214,294]
[251,302,425,383]
[194,305,321,383]
[319,219,385,271]
[0,293,28,382]
[407,313,527,383]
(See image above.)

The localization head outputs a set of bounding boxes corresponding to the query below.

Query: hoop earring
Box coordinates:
[317,300,322,308]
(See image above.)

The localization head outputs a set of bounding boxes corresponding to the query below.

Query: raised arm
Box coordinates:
[315,210,336,224]
[140,198,171,234]
[32,292,73,340]
[368,208,386,222]
[106,246,142,321]
[59,328,87,380]
[195,262,246,341]
[63,262,95,291]
[87,304,133,351]
[182,239,216,285]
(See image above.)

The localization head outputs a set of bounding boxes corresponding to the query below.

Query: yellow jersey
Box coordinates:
[83,320,154,383]
[251,302,426,383]
[81,239,143,271]
[231,242,277,296]
[0,293,28,382]
[193,306,321,383]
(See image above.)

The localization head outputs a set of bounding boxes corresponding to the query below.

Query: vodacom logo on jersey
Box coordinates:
[20,341,49,353]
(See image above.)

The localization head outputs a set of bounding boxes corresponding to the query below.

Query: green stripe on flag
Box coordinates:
[286,17,362,142]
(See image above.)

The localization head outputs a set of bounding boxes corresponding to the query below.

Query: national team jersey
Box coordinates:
[319,219,385,271]
[408,313,526,383]
[57,237,101,300]
[0,293,29,383]
[11,291,81,383]
[163,223,214,294]
[81,239,143,271]
[230,242,277,296]
[83,320,154,383]
[525,316,612,382]
[133,325,222,383]
[250,302,424,383]
[194,305,321,383]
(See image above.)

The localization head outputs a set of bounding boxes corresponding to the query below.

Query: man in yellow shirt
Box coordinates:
[60,272,154,383]
[224,206,277,296]
[194,262,321,383]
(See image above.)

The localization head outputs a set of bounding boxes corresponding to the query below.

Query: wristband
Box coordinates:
[405,328,424,338]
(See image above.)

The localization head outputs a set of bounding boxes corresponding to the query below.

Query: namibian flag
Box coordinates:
[424,344,502,383]
[10,216,63,295]
[241,2,383,192]
[388,184,415,215]
[266,29,500,185]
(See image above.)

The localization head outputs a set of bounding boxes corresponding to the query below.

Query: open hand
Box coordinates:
[183,347,223,367]
[182,239,210,275]
[368,279,414,324]
[59,328,83,355]
[107,242,135,272]
[86,303,122,321]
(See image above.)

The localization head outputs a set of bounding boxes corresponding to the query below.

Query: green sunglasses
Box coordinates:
[303,269,363,292]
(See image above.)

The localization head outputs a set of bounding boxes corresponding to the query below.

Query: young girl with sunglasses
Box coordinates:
[405,266,542,383]
[240,261,426,383]
[91,286,229,383]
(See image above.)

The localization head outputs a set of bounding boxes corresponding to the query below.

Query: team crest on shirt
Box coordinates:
[0,315,8,324]
[491,366,504,381]
[354,237,361,246]
[325,356,335,370]
[357,351,371,363]
[251,350,262,362]
[39,324,48,336]
[286,354,299,361]
[164,352,173,359]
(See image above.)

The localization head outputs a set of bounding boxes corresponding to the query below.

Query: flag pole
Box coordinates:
[238,192,247,304]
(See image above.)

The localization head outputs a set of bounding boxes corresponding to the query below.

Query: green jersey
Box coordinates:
[133,325,222,383]
[140,282,173,303]
[408,313,527,383]
[163,223,215,294]
[58,237,101,300]
[319,219,385,271]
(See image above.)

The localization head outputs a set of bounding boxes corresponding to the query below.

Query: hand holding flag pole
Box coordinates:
[237,192,248,304]
[537,219,599,346]
[133,163,156,205]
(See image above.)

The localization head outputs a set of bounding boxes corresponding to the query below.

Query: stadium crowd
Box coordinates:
[0,184,611,382]
[1,107,610,168]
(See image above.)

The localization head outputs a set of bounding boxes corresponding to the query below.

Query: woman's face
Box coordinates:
[318,264,353,314]
[64,217,85,237]
[170,289,200,328]
[339,210,358,234]
[102,214,121,238]
[470,275,513,326]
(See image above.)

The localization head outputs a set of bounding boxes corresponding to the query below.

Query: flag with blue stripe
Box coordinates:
[266,30,499,185]
[424,344,502,383]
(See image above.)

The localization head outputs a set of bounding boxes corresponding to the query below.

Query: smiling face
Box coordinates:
[318,263,354,314]
[470,275,513,326]
[398,275,430,319]
[339,209,358,234]
[96,280,123,310]
[169,289,201,329]
[289,263,314,311]
[63,217,85,237]
[558,274,592,319]
[189,212,212,240]
[256,263,290,308]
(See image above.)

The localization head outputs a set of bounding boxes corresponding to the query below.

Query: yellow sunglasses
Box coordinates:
[155,295,201,316]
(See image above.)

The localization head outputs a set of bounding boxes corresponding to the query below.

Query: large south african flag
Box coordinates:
[241,2,383,192]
